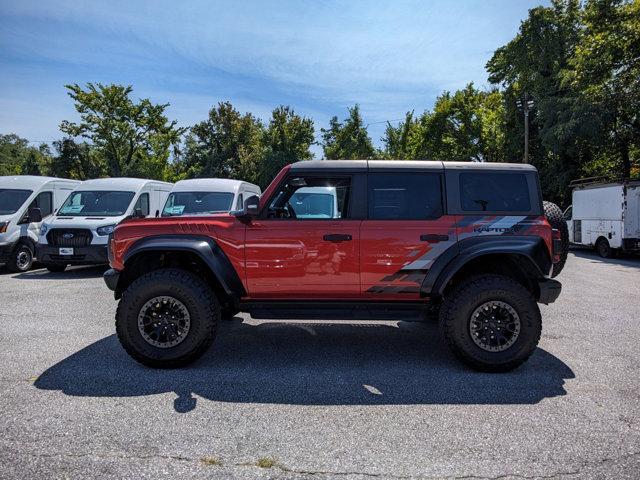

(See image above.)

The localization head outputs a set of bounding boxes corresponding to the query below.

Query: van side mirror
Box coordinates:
[28,208,42,223]
[132,208,144,218]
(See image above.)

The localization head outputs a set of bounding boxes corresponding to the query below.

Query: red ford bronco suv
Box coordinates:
[104,160,567,372]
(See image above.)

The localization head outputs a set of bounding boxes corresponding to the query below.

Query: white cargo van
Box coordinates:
[37,178,172,271]
[288,186,339,219]
[0,176,80,272]
[162,178,261,217]
[564,179,640,257]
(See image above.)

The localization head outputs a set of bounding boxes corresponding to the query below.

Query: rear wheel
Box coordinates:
[116,268,219,368]
[596,237,612,258]
[7,243,34,273]
[440,274,541,372]
[543,201,569,277]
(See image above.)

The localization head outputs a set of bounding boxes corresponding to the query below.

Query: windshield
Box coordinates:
[162,191,235,216]
[58,191,136,217]
[289,191,335,218]
[0,189,33,215]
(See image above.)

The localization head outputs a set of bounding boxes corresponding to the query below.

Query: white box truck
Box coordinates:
[0,176,80,272]
[564,179,640,257]
[37,178,172,271]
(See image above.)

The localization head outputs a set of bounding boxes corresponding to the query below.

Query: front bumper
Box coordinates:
[103,268,120,291]
[538,278,562,304]
[36,244,109,265]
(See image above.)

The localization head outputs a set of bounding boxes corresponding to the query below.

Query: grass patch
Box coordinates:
[256,457,278,469]
[200,456,223,466]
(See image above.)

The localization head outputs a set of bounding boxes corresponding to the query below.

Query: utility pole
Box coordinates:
[516,94,534,163]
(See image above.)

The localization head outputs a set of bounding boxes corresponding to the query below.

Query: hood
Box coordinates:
[0,214,13,224]
[115,214,237,238]
[44,216,123,230]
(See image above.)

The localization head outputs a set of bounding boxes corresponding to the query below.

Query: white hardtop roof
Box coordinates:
[73,177,173,191]
[0,175,80,190]
[171,178,259,193]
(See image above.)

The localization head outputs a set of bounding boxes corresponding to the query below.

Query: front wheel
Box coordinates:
[439,274,541,372]
[116,268,219,368]
[7,243,34,273]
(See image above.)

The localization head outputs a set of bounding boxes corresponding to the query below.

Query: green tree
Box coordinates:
[179,102,265,183]
[49,138,106,180]
[21,150,42,175]
[382,85,507,163]
[261,106,315,186]
[321,105,375,159]
[381,111,416,159]
[567,0,640,178]
[60,83,184,179]
[0,134,52,176]
[0,134,30,175]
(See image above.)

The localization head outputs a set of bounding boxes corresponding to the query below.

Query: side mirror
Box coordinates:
[244,195,260,215]
[232,195,260,219]
[155,210,160,218]
[28,207,42,223]
[133,208,144,218]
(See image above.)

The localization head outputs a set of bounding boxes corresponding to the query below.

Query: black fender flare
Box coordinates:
[123,234,246,297]
[421,236,552,298]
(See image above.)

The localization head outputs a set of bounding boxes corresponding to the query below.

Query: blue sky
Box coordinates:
[0,0,545,157]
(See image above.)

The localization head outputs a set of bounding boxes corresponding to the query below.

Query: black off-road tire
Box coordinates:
[543,201,569,277]
[116,268,219,368]
[439,274,542,372]
[44,263,67,273]
[6,243,34,273]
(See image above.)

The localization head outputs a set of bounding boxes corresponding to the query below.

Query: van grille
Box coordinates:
[47,229,93,247]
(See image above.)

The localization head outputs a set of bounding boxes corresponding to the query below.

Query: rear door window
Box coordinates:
[367,173,442,219]
[459,172,531,212]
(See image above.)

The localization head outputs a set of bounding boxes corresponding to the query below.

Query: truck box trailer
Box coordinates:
[564,180,640,257]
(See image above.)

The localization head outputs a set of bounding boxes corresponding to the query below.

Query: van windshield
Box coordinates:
[162,191,234,216]
[58,191,135,217]
[0,189,32,215]
[289,191,335,218]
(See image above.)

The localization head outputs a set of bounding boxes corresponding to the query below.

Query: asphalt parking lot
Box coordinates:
[1,251,639,479]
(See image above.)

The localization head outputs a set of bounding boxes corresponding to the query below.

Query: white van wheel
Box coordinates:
[8,244,34,273]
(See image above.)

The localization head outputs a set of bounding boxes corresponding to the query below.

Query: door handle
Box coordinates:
[420,234,449,243]
[323,234,352,242]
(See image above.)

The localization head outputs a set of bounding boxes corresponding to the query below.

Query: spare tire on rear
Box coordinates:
[543,201,569,278]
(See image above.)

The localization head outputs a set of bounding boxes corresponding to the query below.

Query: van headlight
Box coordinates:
[39,223,48,236]
[0,221,8,234]
[97,224,116,236]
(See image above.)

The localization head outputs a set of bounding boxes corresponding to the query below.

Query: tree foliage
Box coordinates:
[60,83,184,179]
[321,105,376,159]
[0,134,51,176]
[176,102,315,188]
[382,84,507,162]
[49,138,106,180]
